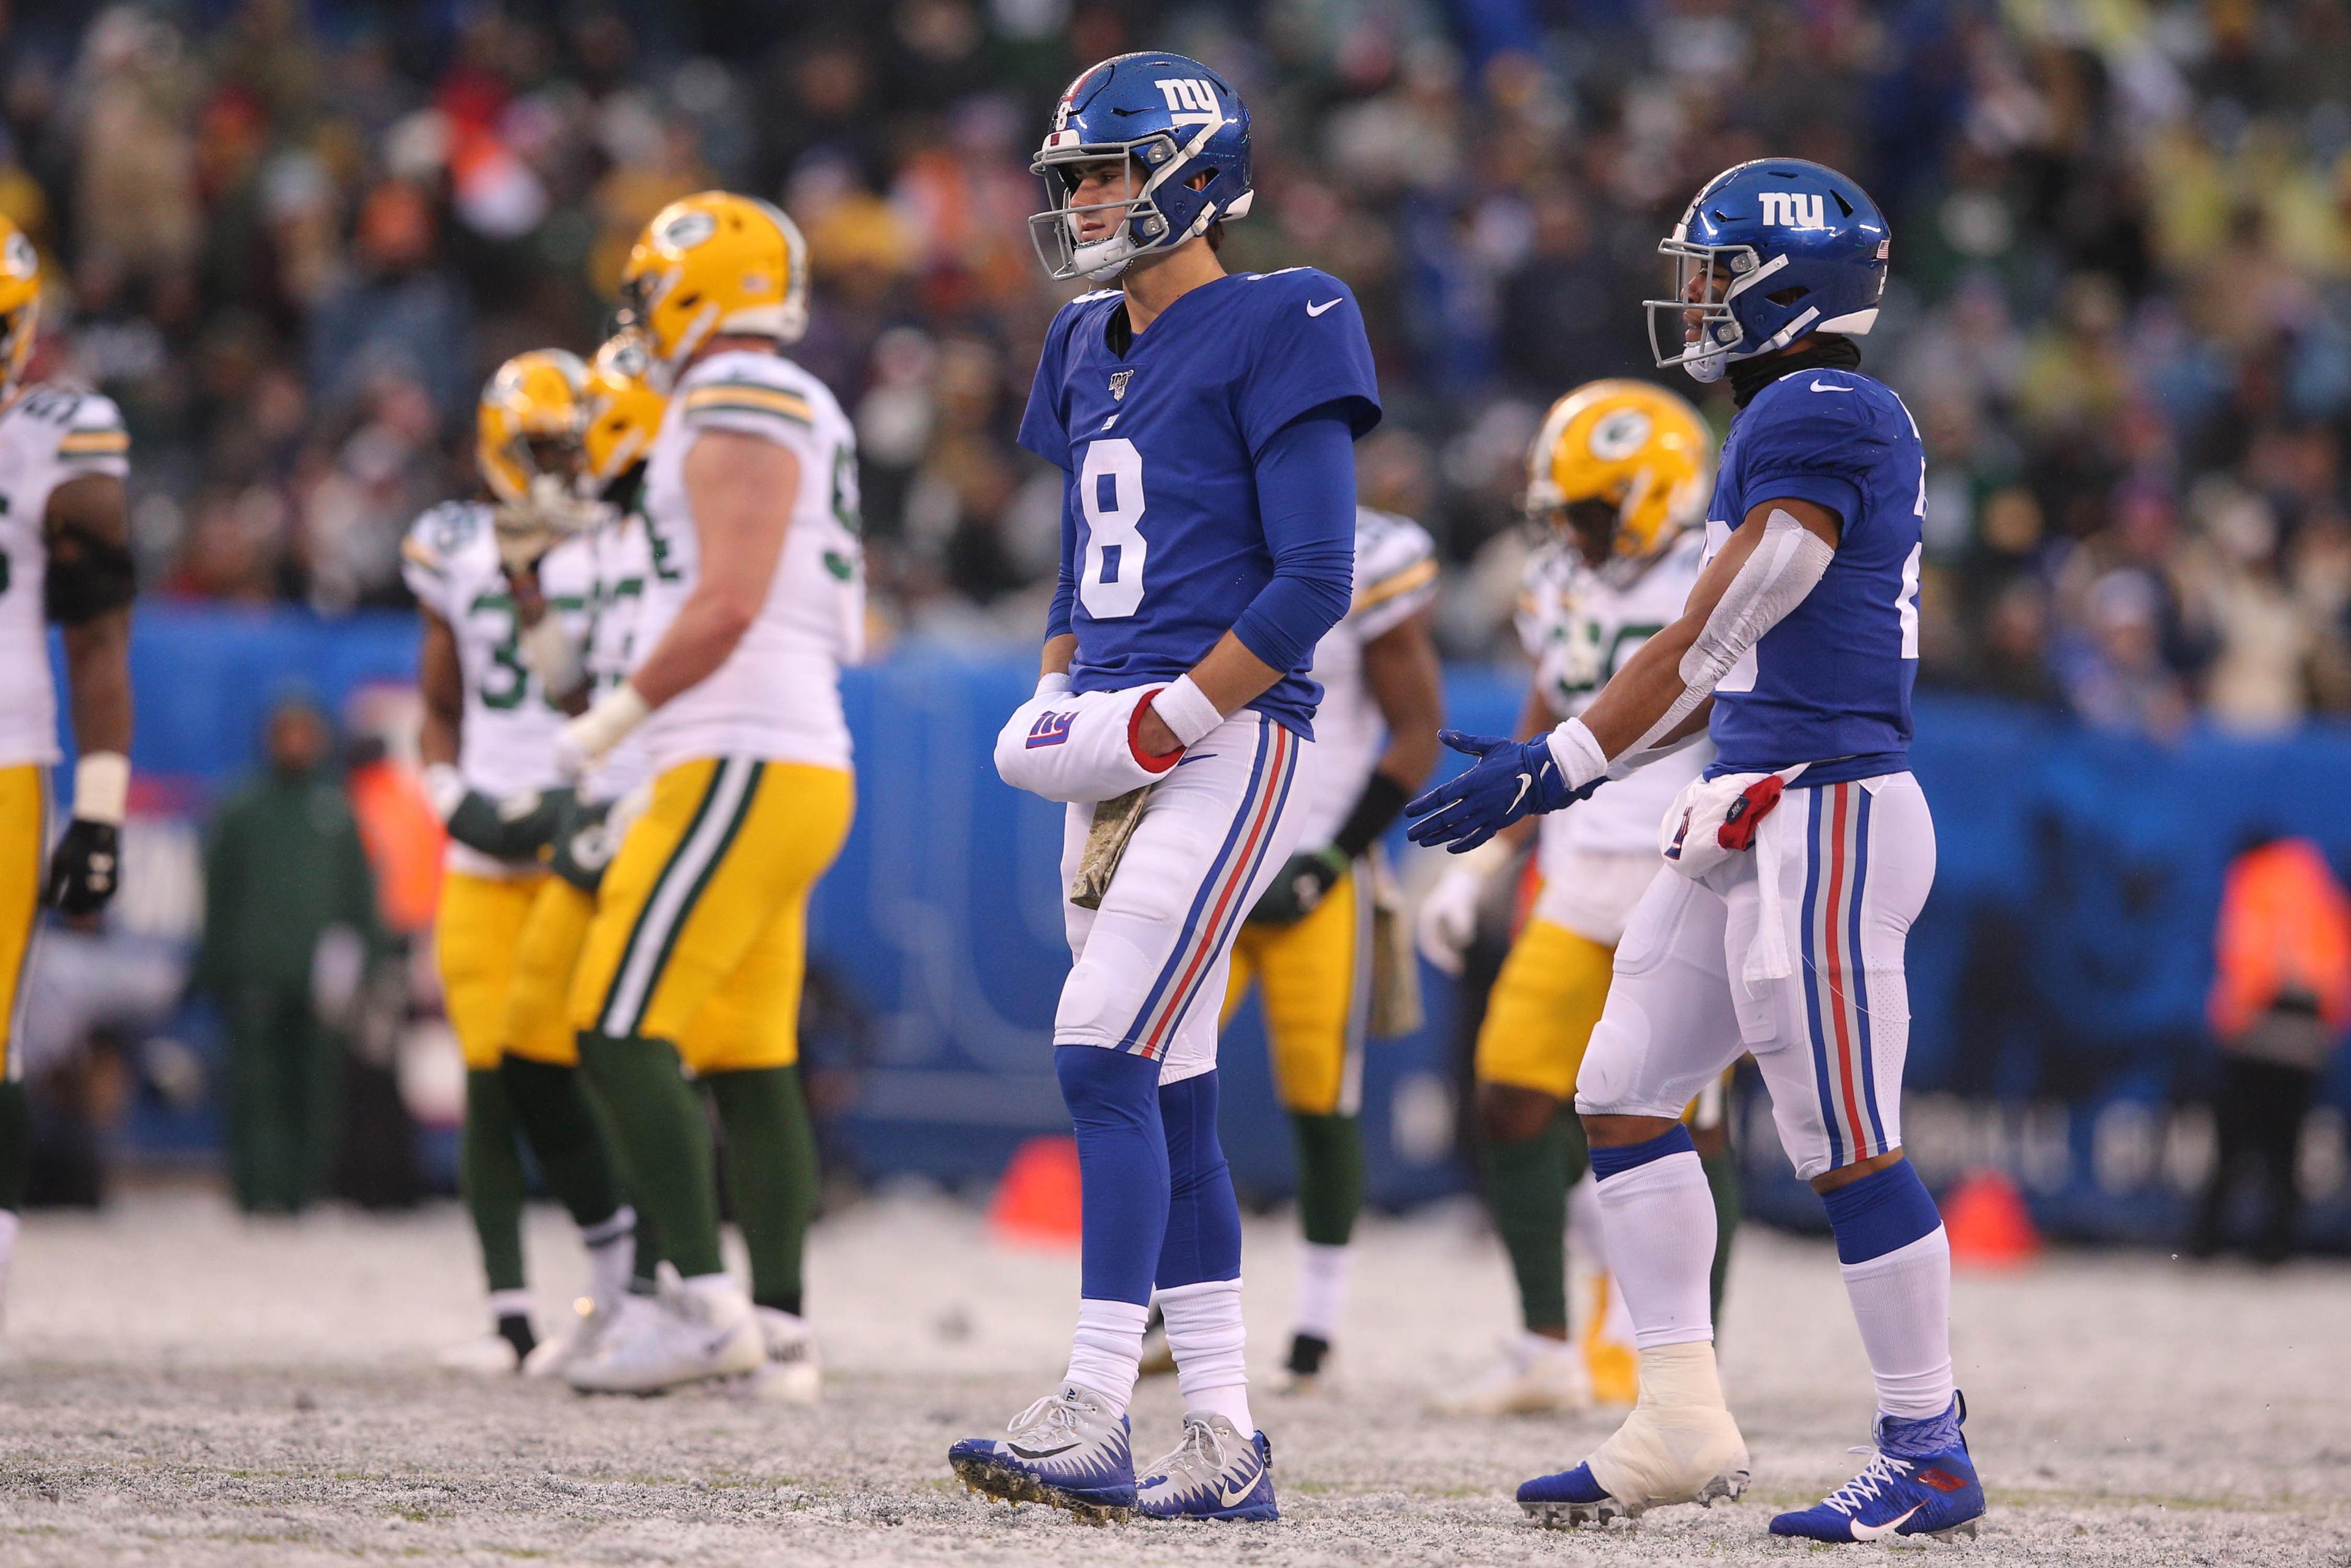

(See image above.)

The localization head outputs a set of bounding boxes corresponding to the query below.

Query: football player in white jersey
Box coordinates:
[1418,381,1738,1417]
[405,350,638,1372]
[0,214,135,1324]
[1215,505,1440,1389]
[555,193,864,1396]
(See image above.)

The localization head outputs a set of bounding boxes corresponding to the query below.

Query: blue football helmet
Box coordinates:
[1646,159,1890,383]
[1029,53,1253,282]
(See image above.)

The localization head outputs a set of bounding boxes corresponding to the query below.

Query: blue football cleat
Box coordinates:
[1771,1397,1985,1543]
[950,1384,1138,1521]
[1136,1414,1278,1521]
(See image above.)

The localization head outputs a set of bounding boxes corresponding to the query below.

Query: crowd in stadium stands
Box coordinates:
[3,1,2351,735]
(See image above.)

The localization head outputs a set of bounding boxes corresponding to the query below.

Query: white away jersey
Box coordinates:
[634,349,864,771]
[1295,508,1438,848]
[578,513,654,805]
[0,384,130,768]
[1518,528,1712,859]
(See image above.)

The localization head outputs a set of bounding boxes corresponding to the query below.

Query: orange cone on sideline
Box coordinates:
[1942,1168,2041,1268]
[989,1135,1084,1246]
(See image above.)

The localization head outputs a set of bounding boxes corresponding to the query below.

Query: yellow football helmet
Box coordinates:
[581,332,669,495]
[618,192,808,381]
[0,214,40,402]
[1526,379,1712,579]
[476,348,602,566]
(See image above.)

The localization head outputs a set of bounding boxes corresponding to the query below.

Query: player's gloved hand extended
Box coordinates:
[45,819,121,916]
[45,751,129,917]
[429,765,573,861]
[1405,730,1600,854]
[549,793,618,893]
[1249,845,1348,927]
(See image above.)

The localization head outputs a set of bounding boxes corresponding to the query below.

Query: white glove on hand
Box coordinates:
[1415,843,1507,977]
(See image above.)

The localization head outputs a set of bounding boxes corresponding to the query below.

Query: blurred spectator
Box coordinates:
[2191,834,2351,1262]
[192,696,383,1215]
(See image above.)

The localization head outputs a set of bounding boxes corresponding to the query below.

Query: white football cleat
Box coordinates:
[1518,1341,1749,1527]
[722,1306,821,1403]
[435,1333,522,1375]
[522,1294,614,1381]
[563,1275,762,1395]
[1429,1333,1591,1416]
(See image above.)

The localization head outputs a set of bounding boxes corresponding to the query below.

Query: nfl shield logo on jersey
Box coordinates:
[1109,370,1134,402]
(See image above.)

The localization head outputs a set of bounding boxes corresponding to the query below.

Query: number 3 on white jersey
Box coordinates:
[1079,437,1146,618]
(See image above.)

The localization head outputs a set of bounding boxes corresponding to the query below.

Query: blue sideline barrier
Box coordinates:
[91,608,2351,1247]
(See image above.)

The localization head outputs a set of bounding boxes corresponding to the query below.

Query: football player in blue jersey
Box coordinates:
[948,53,1380,1523]
[1408,159,1983,1545]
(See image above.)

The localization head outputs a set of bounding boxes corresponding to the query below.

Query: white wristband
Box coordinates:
[73,751,130,826]
[1152,675,1224,749]
[563,683,651,770]
[421,762,467,822]
[1545,718,1610,793]
[1035,670,1073,699]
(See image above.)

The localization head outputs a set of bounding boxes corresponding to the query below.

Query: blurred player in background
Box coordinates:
[404,350,637,1372]
[0,214,135,1323]
[1215,504,1440,1390]
[557,193,864,1397]
[498,333,671,1379]
[951,53,1379,1523]
[1411,159,1981,1544]
[1419,381,1730,1418]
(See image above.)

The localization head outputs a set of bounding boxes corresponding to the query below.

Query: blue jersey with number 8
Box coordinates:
[1703,367,1925,784]
[1018,267,1381,736]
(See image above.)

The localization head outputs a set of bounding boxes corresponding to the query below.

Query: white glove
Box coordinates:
[1415,838,1510,977]
[994,682,1183,804]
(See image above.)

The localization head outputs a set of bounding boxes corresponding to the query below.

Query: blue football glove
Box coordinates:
[1404,729,1600,853]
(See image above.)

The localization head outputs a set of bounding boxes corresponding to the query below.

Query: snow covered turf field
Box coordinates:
[0,1184,2344,1567]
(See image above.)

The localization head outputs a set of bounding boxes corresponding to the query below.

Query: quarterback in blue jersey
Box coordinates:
[950,52,1379,1523]
[1410,159,1982,1545]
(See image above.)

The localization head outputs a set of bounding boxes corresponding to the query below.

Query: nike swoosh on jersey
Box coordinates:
[1008,1441,1080,1460]
[1507,772,1533,814]
[1809,379,1853,392]
[1849,1506,1922,1540]
[1306,299,1341,317]
[1175,752,1218,767]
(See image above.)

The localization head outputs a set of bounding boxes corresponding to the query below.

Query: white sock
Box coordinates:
[1291,1242,1350,1341]
[1593,1150,1716,1350]
[1567,1174,1608,1273]
[582,1205,636,1307]
[1065,1297,1150,1416]
[1160,1277,1251,1433]
[1839,1226,1955,1419]
[487,1287,534,1325]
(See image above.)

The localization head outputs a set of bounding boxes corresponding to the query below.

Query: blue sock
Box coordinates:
[1155,1070,1242,1289]
[1588,1122,1695,1181]
[1818,1160,1942,1266]
[1056,1045,1169,1305]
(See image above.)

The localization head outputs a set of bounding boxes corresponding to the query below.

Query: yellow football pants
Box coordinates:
[569,757,853,1073]
[503,874,596,1067]
[435,871,552,1072]
[1477,913,1729,1123]
[1222,866,1368,1116]
[0,765,45,1082]
[1475,917,1614,1101]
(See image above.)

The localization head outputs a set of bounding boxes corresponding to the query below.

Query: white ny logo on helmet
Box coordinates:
[1155,78,1220,116]
[1757,191,1826,228]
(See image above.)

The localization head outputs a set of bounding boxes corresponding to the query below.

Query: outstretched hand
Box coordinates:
[1404,729,1598,853]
